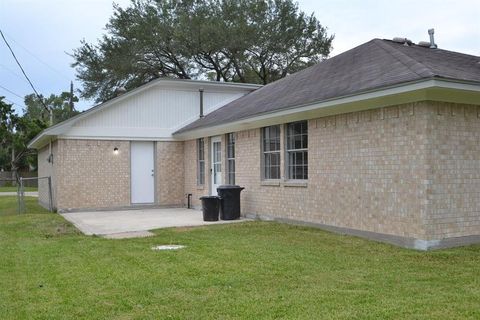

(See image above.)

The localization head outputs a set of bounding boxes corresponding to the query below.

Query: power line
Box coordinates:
[2,97,26,110]
[0,28,49,113]
[0,84,24,99]
[0,63,29,83]
[2,30,71,82]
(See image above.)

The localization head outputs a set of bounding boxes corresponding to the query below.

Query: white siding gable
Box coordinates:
[63,85,248,140]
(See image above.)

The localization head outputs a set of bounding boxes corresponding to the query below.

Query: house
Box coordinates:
[28,79,260,209]
[29,38,480,249]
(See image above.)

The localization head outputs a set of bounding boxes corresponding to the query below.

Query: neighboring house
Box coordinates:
[29,38,480,250]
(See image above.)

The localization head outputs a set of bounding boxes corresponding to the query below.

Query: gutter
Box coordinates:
[172,78,480,140]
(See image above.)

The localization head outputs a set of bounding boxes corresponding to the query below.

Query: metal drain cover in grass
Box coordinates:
[152,245,185,251]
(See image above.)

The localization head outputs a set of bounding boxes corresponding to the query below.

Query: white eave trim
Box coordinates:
[58,135,178,142]
[29,78,480,147]
[27,78,261,149]
[173,79,480,140]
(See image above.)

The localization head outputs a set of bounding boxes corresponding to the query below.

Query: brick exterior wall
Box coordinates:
[184,101,480,243]
[156,141,185,206]
[48,140,187,211]
[56,140,131,210]
[203,103,430,239]
[304,103,429,239]
[425,102,480,240]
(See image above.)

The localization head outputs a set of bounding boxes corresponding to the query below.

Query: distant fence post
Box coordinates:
[17,178,21,214]
[18,177,25,213]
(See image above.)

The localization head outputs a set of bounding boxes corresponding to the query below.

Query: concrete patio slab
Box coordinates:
[61,207,248,236]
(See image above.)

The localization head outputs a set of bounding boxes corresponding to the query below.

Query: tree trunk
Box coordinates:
[11,148,16,186]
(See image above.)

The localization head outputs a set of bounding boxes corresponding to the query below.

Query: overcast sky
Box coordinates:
[1,0,479,113]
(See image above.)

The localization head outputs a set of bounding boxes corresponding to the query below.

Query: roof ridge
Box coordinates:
[229,39,382,97]
[373,39,435,78]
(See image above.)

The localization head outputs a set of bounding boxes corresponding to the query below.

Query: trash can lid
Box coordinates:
[217,184,244,189]
[199,195,221,200]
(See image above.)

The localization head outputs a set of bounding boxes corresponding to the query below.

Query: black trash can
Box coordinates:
[217,185,245,220]
[199,196,221,221]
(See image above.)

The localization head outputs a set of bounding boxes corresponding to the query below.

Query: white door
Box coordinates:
[211,136,222,195]
[131,141,155,204]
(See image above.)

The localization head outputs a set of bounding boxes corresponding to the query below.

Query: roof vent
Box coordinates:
[418,41,431,47]
[392,37,407,43]
[428,28,438,49]
[115,87,127,96]
[392,37,413,46]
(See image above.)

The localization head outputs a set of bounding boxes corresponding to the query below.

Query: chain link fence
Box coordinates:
[0,171,38,187]
[17,176,53,213]
[0,178,16,188]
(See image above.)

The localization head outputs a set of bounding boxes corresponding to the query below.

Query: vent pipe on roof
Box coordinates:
[428,28,437,49]
[199,88,204,118]
[392,37,413,46]
[115,87,127,96]
[392,37,407,43]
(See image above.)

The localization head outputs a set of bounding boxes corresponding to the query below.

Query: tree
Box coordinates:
[0,97,17,172]
[0,96,47,175]
[0,90,79,177]
[72,0,334,102]
[24,91,79,125]
[10,113,47,176]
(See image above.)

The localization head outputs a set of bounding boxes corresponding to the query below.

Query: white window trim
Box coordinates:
[261,125,281,180]
[197,138,205,185]
[285,121,308,181]
[226,133,235,185]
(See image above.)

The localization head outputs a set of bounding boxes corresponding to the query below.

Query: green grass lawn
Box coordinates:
[1,197,479,319]
[0,196,47,216]
[0,186,37,192]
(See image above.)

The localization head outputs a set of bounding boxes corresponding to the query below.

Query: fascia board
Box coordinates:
[173,79,480,140]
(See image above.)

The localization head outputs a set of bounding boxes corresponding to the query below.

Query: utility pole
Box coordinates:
[69,81,74,112]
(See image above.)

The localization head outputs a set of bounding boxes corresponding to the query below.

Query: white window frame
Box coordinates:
[197,138,205,185]
[286,121,308,180]
[262,125,281,180]
[226,133,235,185]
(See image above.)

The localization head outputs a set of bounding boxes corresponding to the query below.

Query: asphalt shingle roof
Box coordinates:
[174,39,480,134]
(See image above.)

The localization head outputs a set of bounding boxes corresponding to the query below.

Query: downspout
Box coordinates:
[199,88,204,118]
[48,140,53,164]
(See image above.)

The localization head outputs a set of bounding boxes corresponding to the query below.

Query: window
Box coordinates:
[197,138,205,185]
[226,133,235,184]
[262,125,281,179]
[286,121,308,180]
